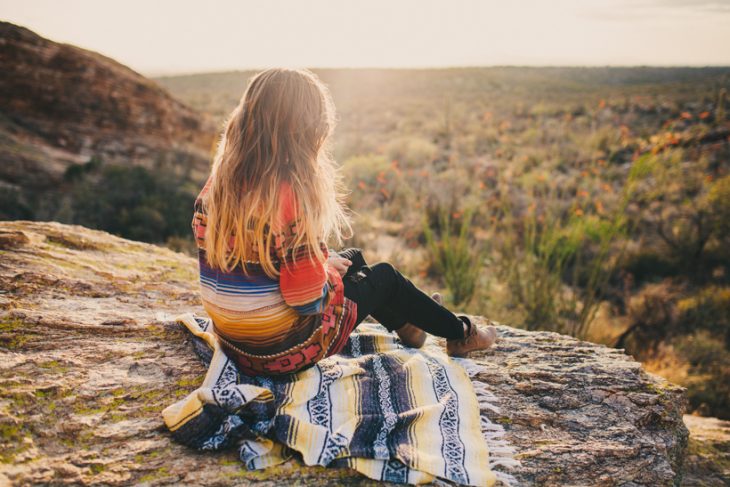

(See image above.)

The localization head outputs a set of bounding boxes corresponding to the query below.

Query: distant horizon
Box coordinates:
[3,0,730,75]
[146,64,730,79]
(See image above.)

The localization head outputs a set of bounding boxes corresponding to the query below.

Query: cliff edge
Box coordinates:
[0,221,690,485]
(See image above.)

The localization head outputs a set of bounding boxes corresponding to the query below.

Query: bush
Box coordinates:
[68,163,197,244]
[422,205,484,307]
[676,286,730,346]
[675,330,730,419]
[622,249,681,284]
[384,136,438,168]
[0,187,34,220]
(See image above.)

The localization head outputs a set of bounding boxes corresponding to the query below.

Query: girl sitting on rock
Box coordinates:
[191,67,497,376]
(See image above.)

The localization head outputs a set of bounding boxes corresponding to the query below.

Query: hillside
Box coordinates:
[0,21,216,205]
[0,221,693,485]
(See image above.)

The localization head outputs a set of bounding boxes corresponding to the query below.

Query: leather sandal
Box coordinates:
[446,316,498,358]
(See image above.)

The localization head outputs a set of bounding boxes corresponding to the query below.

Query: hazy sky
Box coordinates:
[2,0,729,75]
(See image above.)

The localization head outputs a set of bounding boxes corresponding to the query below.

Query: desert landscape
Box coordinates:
[1,19,729,485]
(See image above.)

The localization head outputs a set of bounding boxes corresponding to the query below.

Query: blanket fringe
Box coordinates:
[451,356,521,487]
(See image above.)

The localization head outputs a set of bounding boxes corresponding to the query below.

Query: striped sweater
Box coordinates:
[191,178,358,376]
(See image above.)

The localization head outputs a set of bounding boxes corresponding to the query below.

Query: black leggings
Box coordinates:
[338,248,466,340]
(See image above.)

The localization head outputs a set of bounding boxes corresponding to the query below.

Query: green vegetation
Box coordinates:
[1,157,200,254]
[423,205,484,306]
[66,162,198,245]
[4,67,730,418]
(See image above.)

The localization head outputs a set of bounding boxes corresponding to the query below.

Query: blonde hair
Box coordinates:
[201,67,353,277]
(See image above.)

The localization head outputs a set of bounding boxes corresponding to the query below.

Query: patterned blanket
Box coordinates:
[162,313,518,486]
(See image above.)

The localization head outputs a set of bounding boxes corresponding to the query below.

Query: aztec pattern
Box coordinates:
[162,313,500,487]
[191,178,358,375]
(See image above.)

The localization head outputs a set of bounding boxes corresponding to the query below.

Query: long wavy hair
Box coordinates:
[201,67,353,277]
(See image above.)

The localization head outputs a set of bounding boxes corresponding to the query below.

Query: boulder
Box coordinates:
[0,21,216,192]
[0,221,690,485]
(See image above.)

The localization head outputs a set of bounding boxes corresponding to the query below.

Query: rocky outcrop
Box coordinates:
[0,221,690,485]
[0,22,216,191]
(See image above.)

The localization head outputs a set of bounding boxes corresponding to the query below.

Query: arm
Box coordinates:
[192,197,207,249]
[277,236,331,315]
[273,182,332,316]
[192,176,212,249]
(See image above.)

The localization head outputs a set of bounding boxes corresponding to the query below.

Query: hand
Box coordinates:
[327,254,352,277]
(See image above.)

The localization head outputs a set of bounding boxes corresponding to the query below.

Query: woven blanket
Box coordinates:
[162,313,518,486]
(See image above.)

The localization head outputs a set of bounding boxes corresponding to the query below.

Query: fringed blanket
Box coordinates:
[162,313,519,486]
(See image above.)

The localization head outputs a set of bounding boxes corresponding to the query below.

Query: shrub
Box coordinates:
[422,205,484,307]
[67,162,197,244]
[675,330,730,419]
[622,249,681,284]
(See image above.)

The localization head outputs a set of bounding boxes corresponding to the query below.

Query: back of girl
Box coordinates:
[192,68,357,376]
[193,67,498,378]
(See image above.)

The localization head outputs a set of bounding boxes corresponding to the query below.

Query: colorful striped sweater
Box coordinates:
[191,178,358,376]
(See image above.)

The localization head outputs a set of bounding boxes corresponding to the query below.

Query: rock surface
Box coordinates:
[0,221,691,485]
[681,415,730,486]
[0,22,216,193]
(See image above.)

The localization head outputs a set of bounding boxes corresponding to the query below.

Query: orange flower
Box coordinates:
[598,99,606,109]
[380,188,390,198]
[574,208,584,216]
[595,200,604,214]
[377,171,387,184]
[597,159,606,166]
[479,181,486,189]
[706,174,714,183]
[452,211,462,219]
[578,190,589,198]
[580,170,589,178]
[358,181,367,190]
[680,112,692,119]
[699,111,711,120]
